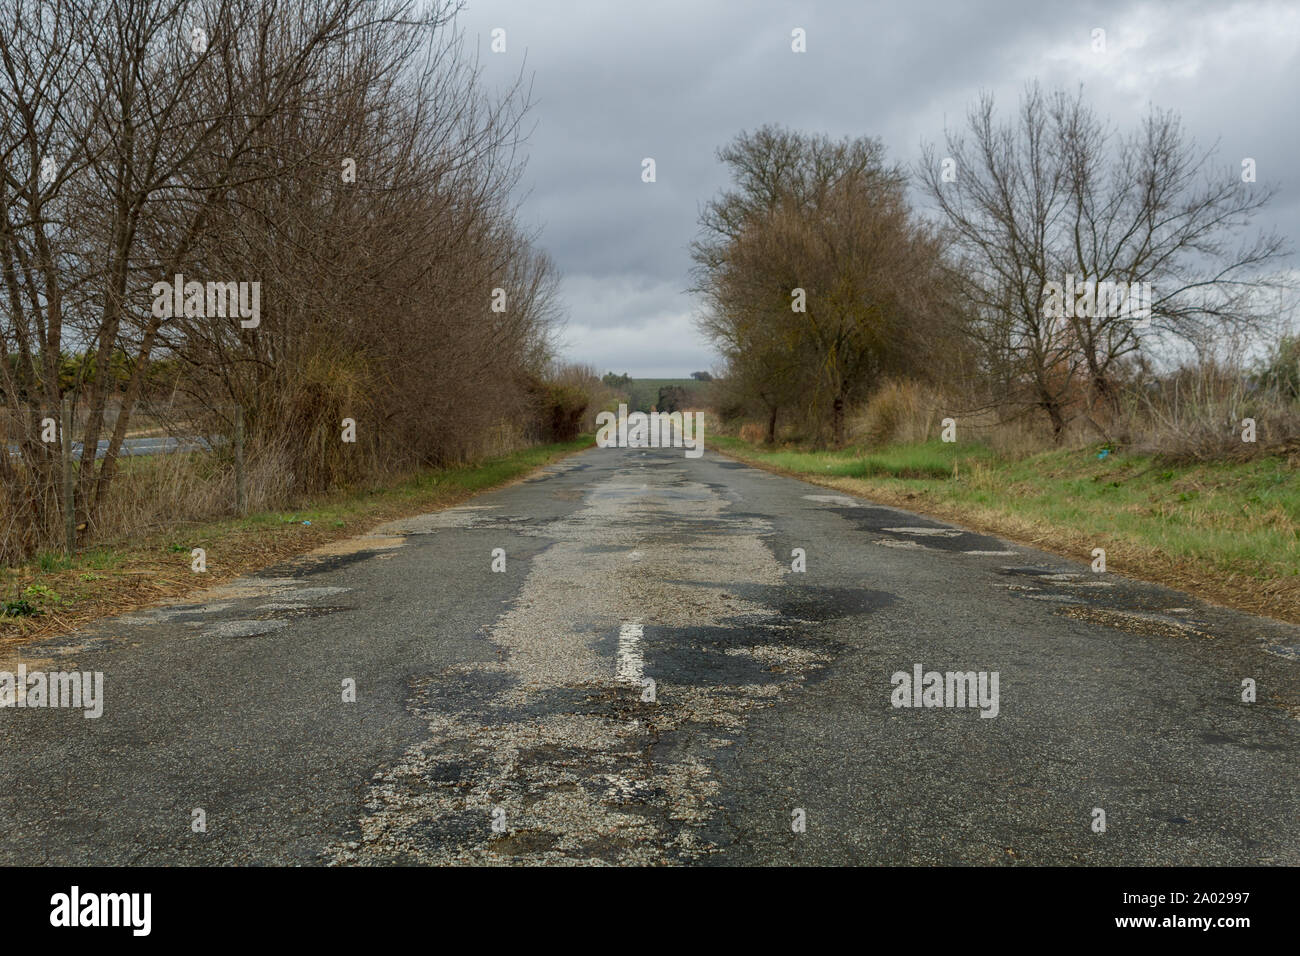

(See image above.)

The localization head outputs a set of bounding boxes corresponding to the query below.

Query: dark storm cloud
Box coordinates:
[460,0,1299,376]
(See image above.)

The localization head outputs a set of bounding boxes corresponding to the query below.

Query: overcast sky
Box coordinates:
[458,0,1300,377]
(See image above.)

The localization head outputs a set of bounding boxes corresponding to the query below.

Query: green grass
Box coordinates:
[713,434,1300,615]
[1,599,38,618]
[713,437,994,479]
[37,551,75,572]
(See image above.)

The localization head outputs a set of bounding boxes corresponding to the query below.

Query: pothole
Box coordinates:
[801,495,862,507]
[200,620,291,639]
[1056,605,1213,640]
[876,538,928,550]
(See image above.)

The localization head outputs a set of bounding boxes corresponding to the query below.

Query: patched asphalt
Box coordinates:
[0,445,1296,865]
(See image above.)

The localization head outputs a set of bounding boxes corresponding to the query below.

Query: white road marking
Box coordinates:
[616,620,645,684]
[965,549,1019,556]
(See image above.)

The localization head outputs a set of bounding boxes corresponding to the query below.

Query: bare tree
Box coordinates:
[920,83,1291,438]
[1,0,564,559]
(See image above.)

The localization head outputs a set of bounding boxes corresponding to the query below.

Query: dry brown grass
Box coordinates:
[1123,364,1300,463]
[841,365,1300,463]
[847,379,1096,456]
[849,379,942,446]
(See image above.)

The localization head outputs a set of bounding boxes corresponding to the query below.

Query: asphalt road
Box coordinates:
[1,444,1297,865]
[7,436,217,461]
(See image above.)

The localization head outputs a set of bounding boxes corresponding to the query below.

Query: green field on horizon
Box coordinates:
[624,378,707,412]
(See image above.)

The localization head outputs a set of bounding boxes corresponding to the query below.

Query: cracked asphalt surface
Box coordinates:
[1,445,1297,865]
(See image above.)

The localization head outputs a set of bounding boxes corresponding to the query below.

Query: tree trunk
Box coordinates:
[1091,370,1120,416]
[1044,400,1065,442]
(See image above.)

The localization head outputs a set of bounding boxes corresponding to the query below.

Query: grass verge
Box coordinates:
[712,435,1300,625]
[1,436,594,650]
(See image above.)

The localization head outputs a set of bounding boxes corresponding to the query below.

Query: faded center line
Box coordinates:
[329,456,817,865]
[616,620,645,684]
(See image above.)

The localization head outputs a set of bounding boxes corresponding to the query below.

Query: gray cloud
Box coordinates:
[462,0,1299,376]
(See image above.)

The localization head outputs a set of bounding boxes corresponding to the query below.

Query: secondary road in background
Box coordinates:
[6,436,217,461]
[1,445,1296,864]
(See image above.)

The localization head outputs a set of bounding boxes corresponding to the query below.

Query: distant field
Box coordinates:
[625,378,707,412]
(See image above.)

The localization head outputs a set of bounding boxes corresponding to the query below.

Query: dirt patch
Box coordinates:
[1056,605,1215,640]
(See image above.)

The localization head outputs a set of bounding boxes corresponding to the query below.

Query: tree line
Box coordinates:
[1,0,569,560]
[693,86,1292,447]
